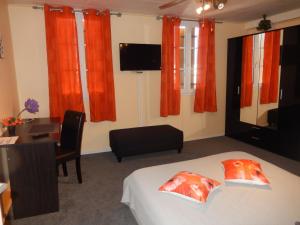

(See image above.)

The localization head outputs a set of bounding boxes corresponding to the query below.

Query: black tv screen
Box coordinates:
[119,43,161,71]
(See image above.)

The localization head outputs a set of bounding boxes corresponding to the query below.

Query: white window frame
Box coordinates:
[253,33,265,86]
[75,12,90,118]
[180,21,199,95]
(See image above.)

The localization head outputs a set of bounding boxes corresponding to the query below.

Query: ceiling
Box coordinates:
[6,0,300,22]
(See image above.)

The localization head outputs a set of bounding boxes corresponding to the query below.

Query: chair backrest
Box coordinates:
[60,110,85,155]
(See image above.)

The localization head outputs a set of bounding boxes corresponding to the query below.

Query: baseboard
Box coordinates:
[81,147,111,155]
[185,133,225,142]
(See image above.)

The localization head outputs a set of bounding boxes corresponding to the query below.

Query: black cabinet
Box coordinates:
[225,25,300,161]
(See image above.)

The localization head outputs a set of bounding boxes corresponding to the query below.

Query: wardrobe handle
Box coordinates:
[251,136,260,140]
[237,86,240,95]
[280,89,283,100]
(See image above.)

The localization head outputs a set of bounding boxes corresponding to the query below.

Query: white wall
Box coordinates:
[0,0,19,121]
[8,4,245,154]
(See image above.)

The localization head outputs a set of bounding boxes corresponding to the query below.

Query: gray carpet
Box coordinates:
[11,136,300,225]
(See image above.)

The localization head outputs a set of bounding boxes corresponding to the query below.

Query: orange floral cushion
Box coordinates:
[222,159,270,185]
[159,171,221,203]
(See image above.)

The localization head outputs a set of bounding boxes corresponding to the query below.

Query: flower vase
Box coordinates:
[7,126,16,136]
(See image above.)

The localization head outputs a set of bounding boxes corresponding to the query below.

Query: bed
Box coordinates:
[121,151,300,225]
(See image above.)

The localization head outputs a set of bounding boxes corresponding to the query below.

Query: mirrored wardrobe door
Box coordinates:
[240,34,258,125]
[240,30,283,128]
[256,30,282,128]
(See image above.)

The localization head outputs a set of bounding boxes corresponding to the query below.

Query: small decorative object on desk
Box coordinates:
[1,98,39,136]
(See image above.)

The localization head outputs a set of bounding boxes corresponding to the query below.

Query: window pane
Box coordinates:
[191,26,199,89]
[191,49,197,68]
[191,70,197,89]
[259,33,265,84]
[180,49,184,69]
[191,27,199,49]
[180,69,184,88]
[180,26,185,47]
[191,47,197,89]
[179,23,199,92]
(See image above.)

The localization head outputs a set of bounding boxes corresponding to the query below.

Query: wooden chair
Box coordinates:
[56,110,85,183]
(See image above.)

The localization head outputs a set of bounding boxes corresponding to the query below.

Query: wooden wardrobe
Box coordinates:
[225,24,300,161]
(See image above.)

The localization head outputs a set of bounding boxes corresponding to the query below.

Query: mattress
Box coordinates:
[121,151,300,225]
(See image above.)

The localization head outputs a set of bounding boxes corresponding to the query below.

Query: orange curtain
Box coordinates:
[194,20,217,112]
[160,16,181,117]
[260,30,280,104]
[84,9,116,122]
[240,35,253,108]
[44,5,84,122]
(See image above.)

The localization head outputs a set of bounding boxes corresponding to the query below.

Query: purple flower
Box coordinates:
[24,98,39,113]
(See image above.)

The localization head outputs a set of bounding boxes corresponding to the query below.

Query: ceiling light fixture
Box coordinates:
[203,2,211,10]
[212,0,227,10]
[196,0,211,14]
[217,3,224,9]
[196,0,227,14]
[196,6,203,14]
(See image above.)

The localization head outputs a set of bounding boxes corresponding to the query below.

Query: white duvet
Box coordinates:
[121,151,300,225]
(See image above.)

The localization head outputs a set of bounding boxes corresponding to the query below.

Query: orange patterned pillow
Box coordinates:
[222,159,270,185]
[159,171,221,203]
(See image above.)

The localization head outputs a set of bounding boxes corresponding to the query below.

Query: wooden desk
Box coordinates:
[0,118,59,219]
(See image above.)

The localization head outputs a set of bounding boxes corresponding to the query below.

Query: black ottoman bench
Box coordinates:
[109,125,183,162]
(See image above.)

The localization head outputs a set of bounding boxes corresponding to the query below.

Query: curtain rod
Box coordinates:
[32,5,122,17]
[156,16,223,23]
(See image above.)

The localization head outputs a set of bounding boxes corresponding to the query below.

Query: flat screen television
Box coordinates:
[119,43,161,71]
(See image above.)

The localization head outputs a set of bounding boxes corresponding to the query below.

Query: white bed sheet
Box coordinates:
[121,151,300,225]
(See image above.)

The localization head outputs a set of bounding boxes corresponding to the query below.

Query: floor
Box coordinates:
[11,136,300,225]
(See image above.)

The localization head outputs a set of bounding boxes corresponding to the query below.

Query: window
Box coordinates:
[253,33,265,85]
[180,21,199,94]
[254,31,283,85]
[75,12,90,115]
